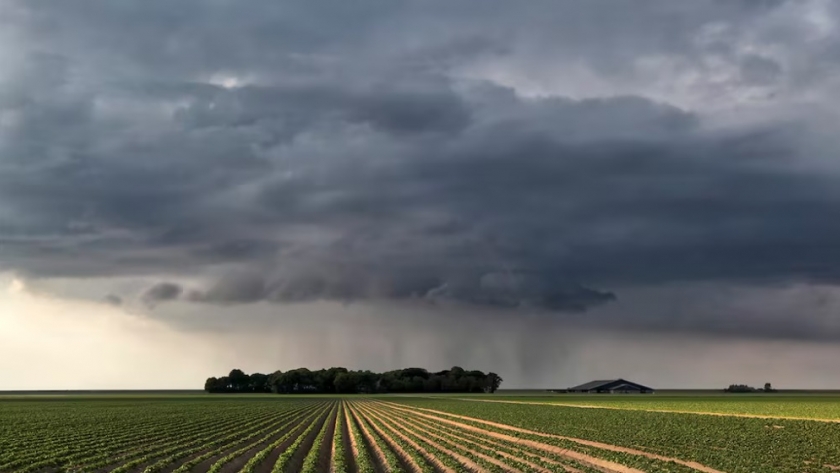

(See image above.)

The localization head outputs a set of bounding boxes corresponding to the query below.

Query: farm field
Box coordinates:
[1,394,839,473]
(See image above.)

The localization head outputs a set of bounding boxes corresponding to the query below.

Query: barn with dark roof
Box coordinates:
[566,379,654,394]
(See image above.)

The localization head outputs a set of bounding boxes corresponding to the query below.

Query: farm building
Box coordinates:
[566,379,654,394]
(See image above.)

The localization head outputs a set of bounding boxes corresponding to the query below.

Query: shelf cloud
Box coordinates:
[2,0,840,348]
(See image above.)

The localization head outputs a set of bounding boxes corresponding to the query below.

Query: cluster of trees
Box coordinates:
[724,383,776,393]
[205,366,503,394]
[204,369,272,393]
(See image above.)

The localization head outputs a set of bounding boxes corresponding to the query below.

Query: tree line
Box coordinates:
[204,366,503,394]
[724,383,776,393]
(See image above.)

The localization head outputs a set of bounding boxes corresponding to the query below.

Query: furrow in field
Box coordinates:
[386,404,603,473]
[343,401,374,473]
[217,404,331,473]
[354,402,485,473]
[348,402,450,473]
[179,402,328,473]
[329,403,343,473]
[376,401,649,473]
[364,401,568,473]
[10,406,292,473]
[2,407,256,473]
[155,404,325,473]
[350,403,428,473]
[120,405,318,473]
[367,402,604,473]
[361,401,540,473]
[105,402,322,473]
[1,416,190,467]
[355,402,489,472]
[345,402,395,473]
[333,401,358,473]
[380,401,726,473]
[301,402,338,473]
[99,408,297,471]
[375,401,631,473]
[269,402,335,473]
[229,405,327,473]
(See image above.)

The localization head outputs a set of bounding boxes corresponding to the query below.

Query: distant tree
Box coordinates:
[249,373,270,393]
[725,384,759,393]
[485,372,503,393]
[204,377,221,393]
[317,367,348,392]
[334,372,356,393]
[228,369,250,392]
[764,383,776,393]
[267,370,284,393]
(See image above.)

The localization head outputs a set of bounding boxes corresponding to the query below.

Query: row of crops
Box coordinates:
[1,395,839,472]
[392,397,840,473]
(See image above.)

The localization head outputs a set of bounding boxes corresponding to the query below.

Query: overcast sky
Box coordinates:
[3,0,840,389]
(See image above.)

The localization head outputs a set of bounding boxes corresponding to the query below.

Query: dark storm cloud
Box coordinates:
[2,1,840,336]
[142,283,183,307]
[168,269,615,311]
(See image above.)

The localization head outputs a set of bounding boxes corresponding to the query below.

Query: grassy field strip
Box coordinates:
[207,401,332,473]
[346,401,404,472]
[352,401,484,473]
[103,402,322,473]
[380,401,728,473]
[373,402,702,473]
[270,402,336,472]
[350,402,433,473]
[301,402,338,473]
[373,401,574,473]
[156,401,327,473]
[343,400,375,473]
[0,406,253,470]
[376,401,660,473]
[235,403,330,473]
[452,398,840,423]
[3,405,290,473]
[358,401,514,473]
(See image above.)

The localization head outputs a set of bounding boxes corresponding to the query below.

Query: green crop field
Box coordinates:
[440,392,840,420]
[1,393,839,472]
